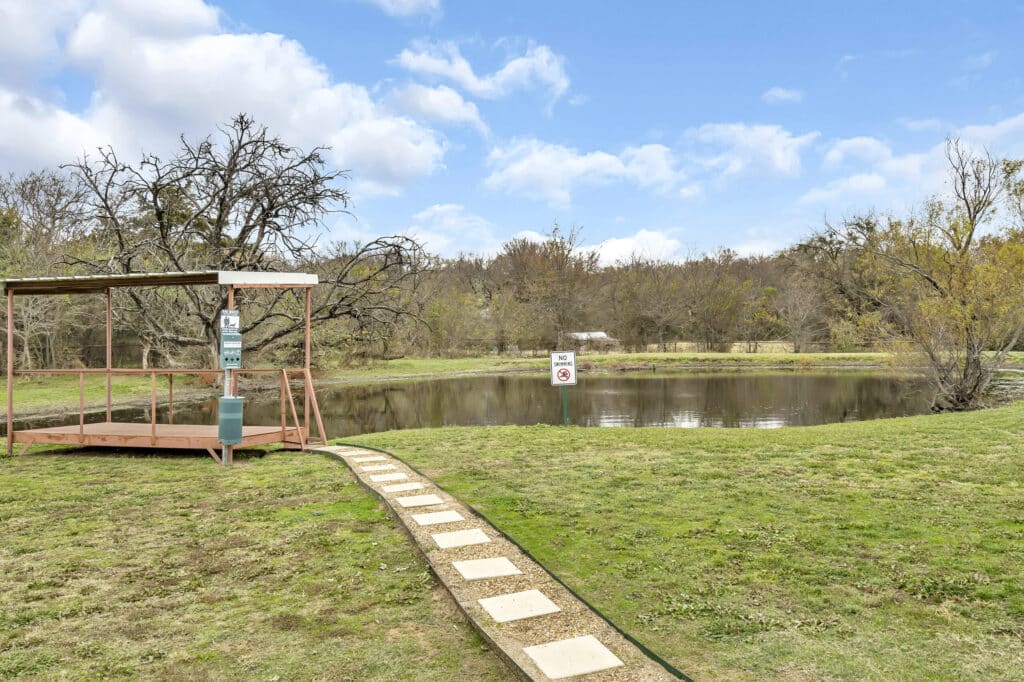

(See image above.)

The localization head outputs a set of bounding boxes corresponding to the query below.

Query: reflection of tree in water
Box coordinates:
[18,373,934,437]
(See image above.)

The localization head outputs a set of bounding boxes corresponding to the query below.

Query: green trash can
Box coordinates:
[218,396,245,445]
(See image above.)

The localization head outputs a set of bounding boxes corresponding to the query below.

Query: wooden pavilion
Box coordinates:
[3,271,327,463]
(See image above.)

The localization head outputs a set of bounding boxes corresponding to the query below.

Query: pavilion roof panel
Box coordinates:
[0,271,317,295]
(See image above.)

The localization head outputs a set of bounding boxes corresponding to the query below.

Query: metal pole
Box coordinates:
[6,290,13,455]
[105,288,112,422]
[223,286,235,465]
[562,385,568,426]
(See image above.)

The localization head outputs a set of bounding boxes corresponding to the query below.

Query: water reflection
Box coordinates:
[16,372,933,437]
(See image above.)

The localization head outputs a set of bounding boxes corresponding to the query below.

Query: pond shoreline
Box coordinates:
[5,358,897,422]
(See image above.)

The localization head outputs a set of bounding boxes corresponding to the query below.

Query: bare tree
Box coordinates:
[810,139,1024,409]
[64,114,424,365]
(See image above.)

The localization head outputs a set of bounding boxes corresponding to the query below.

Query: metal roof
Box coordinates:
[0,271,318,296]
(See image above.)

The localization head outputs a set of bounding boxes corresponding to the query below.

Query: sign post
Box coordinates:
[218,310,243,465]
[549,351,577,426]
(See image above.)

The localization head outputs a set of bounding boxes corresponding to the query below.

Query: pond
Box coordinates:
[19,371,934,437]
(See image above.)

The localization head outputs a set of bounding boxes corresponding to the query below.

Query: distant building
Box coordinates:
[566,331,619,351]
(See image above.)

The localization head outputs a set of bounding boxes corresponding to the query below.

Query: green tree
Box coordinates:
[812,140,1024,410]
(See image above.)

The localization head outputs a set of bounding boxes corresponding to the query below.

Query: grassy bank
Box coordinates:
[351,406,1024,680]
[2,352,895,420]
[0,450,509,680]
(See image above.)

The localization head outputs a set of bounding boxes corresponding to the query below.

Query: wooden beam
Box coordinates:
[150,371,157,445]
[105,288,112,422]
[6,290,12,456]
[283,373,306,451]
[205,447,222,464]
[305,369,328,446]
[79,371,85,443]
[304,287,311,438]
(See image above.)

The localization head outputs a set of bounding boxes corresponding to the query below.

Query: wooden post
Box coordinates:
[105,288,112,422]
[150,371,156,445]
[168,374,174,425]
[280,371,286,441]
[304,287,311,439]
[5,290,12,456]
[79,371,85,443]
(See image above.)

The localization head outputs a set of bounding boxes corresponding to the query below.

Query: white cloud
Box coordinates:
[591,229,684,266]
[395,40,569,100]
[620,144,679,191]
[957,111,1024,155]
[0,0,84,84]
[484,139,681,206]
[824,136,893,166]
[898,117,945,132]
[761,86,803,104]
[358,0,439,16]
[799,173,886,204]
[391,83,488,135]
[0,88,106,170]
[0,0,445,195]
[406,203,500,256]
[689,123,819,176]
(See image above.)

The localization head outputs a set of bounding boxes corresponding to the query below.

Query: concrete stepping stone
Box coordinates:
[452,557,522,581]
[360,464,396,472]
[411,510,465,526]
[369,472,407,482]
[381,482,425,493]
[432,528,490,549]
[522,635,624,679]
[353,455,387,462]
[478,589,560,623]
[394,493,444,508]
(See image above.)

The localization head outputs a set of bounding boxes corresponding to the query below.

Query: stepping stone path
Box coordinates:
[317,444,679,681]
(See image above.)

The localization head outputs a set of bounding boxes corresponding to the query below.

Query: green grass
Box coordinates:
[0,449,510,680]
[320,352,893,385]
[3,374,203,418]
[350,406,1024,680]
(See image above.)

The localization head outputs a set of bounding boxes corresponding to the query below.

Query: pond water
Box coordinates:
[19,372,934,437]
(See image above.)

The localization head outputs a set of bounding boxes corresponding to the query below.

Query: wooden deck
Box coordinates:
[11,422,304,450]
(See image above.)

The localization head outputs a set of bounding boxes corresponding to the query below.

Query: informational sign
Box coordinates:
[219,310,242,370]
[220,310,240,332]
[550,351,577,386]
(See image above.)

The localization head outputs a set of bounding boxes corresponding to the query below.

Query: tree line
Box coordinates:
[2,116,1023,410]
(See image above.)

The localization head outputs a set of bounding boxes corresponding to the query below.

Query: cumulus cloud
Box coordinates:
[391,83,488,135]
[761,86,803,104]
[484,139,681,206]
[689,123,819,176]
[799,173,886,204]
[824,136,893,166]
[0,0,445,195]
[395,40,569,100]
[358,0,439,16]
[0,0,84,84]
[591,229,684,266]
[405,203,501,256]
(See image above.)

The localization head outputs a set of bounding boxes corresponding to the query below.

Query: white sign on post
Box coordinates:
[220,310,240,332]
[550,351,577,386]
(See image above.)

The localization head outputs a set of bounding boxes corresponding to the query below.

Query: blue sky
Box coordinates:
[1,0,1022,262]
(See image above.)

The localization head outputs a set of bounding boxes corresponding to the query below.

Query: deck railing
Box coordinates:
[9,367,325,452]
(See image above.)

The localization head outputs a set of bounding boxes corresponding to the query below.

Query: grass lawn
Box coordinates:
[350,405,1024,680]
[0,448,510,680]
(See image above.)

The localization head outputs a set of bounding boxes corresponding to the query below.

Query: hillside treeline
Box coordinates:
[3,117,1024,410]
